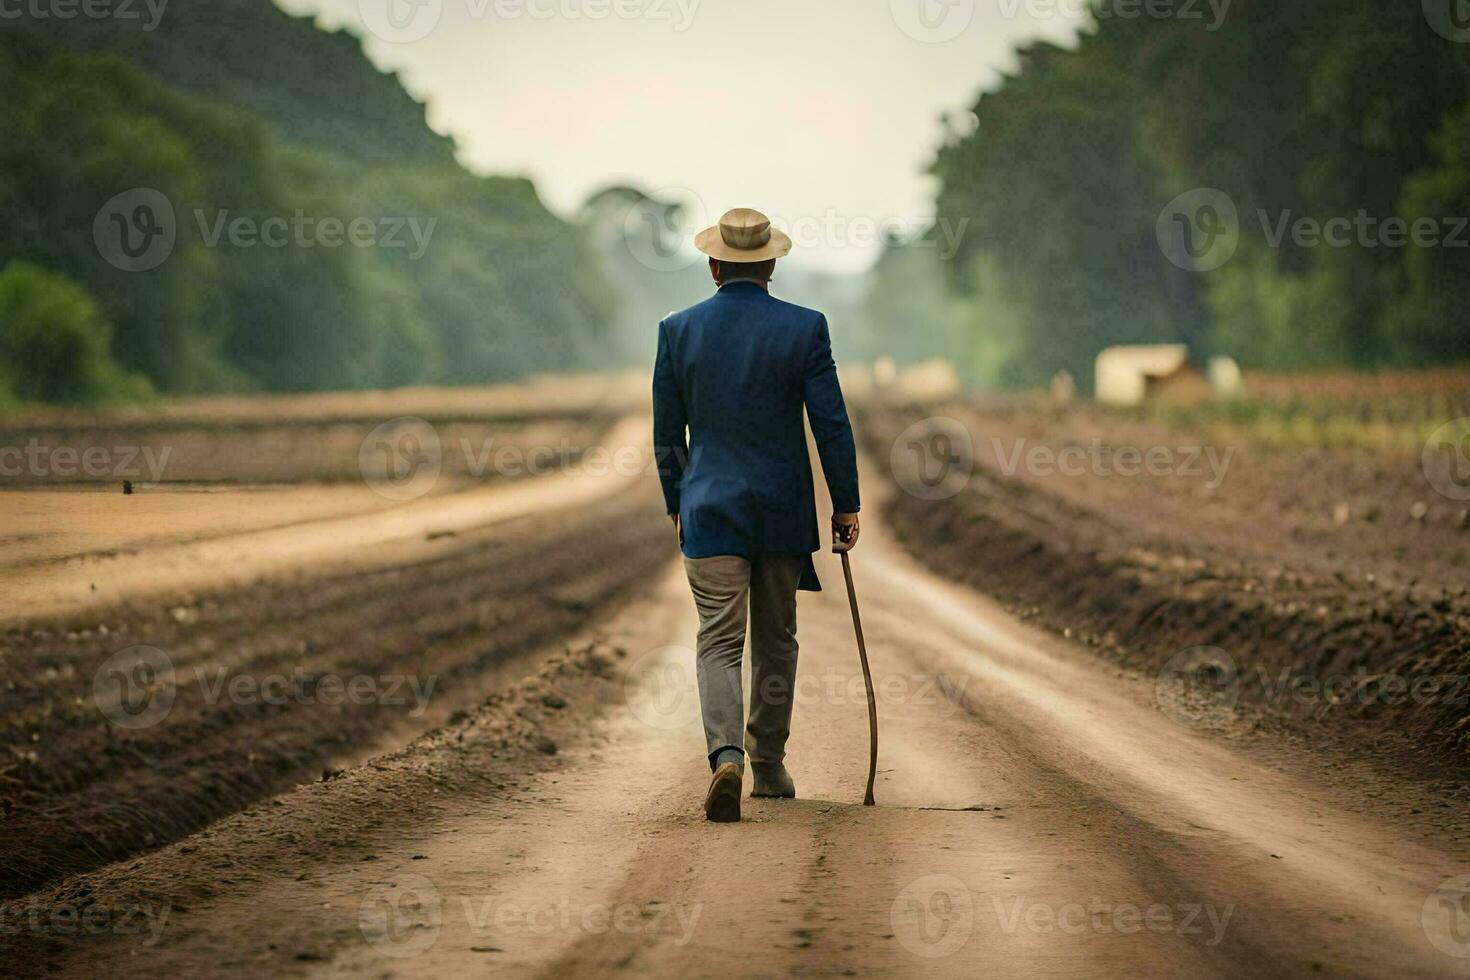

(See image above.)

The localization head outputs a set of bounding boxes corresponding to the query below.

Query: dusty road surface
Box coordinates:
[2,387,1470,975]
[6,464,1469,978]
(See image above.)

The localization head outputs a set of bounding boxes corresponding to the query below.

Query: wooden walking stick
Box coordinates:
[836,544,878,806]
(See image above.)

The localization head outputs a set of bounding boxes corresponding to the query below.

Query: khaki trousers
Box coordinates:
[682,554,802,770]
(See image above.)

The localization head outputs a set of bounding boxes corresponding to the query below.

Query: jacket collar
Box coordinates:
[716,280,770,297]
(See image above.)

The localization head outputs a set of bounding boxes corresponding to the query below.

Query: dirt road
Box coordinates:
[8,449,1468,977]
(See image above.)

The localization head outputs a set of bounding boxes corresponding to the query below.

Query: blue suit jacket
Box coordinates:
[653,281,860,591]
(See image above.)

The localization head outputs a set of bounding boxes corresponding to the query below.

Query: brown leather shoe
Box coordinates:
[704,762,743,822]
[751,762,796,799]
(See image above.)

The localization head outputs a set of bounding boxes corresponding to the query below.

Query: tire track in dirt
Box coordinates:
[8,422,1470,978]
[0,478,669,900]
[522,569,1242,979]
[859,402,1470,769]
[9,505,1468,977]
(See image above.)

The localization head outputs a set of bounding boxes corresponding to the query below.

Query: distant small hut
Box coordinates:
[1094,344,1225,406]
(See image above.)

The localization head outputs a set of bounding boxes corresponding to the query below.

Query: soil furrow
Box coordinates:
[0,482,669,899]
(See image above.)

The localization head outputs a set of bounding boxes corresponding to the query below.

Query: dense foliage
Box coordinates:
[0,2,615,402]
[878,2,1470,390]
[0,261,150,405]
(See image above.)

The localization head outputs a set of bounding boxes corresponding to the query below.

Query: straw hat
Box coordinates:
[694,208,793,262]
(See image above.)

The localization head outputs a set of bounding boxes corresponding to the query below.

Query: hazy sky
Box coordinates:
[282,0,1082,271]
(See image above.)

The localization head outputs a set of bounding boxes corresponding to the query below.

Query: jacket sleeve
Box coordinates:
[652,318,688,516]
[803,314,861,515]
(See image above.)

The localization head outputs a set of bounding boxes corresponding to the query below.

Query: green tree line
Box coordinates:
[0,1,614,404]
[873,2,1470,390]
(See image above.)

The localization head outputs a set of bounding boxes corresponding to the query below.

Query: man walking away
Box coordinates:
[652,207,861,823]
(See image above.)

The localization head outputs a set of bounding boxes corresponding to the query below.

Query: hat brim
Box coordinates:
[694,225,793,262]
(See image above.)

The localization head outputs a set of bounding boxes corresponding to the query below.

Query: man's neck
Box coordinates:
[717,278,769,291]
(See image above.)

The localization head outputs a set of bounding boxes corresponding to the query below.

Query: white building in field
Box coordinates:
[1095,344,1193,406]
[1094,345,1244,406]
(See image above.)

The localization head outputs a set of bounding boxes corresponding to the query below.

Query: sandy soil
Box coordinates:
[0,372,651,430]
[1,484,395,572]
[6,493,1468,977]
[0,413,664,894]
[0,480,669,896]
[0,415,614,487]
[862,399,1470,766]
[0,416,651,620]
[4,388,1469,978]
[5,431,1464,980]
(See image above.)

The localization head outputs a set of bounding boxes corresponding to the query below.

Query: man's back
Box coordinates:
[653,280,859,591]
